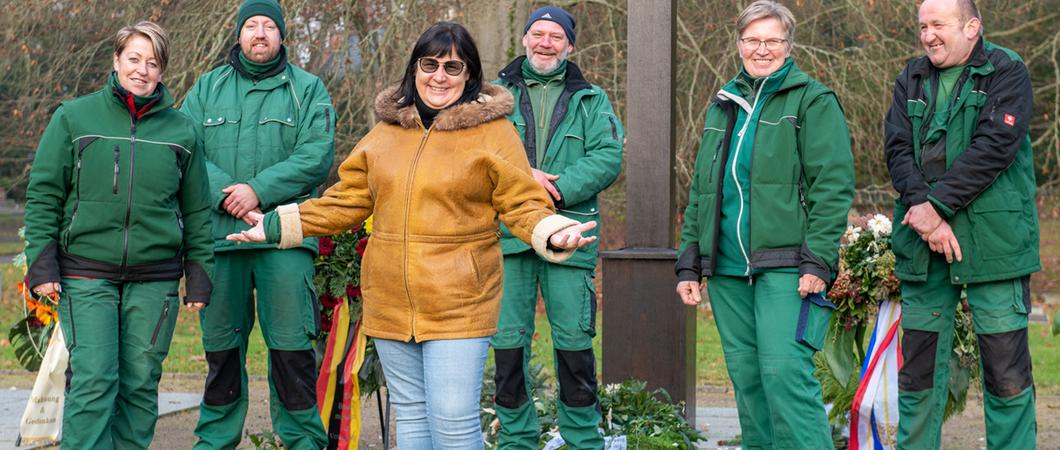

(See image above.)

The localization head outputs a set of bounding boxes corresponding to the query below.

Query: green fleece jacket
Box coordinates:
[495,57,624,270]
[180,45,335,254]
[24,73,214,301]
[677,59,854,283]
[885,39,1039,284]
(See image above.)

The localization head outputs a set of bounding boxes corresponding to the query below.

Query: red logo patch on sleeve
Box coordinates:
[1004,114,1016,127]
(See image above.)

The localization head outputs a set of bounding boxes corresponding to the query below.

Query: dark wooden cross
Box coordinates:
[601,0,696,423]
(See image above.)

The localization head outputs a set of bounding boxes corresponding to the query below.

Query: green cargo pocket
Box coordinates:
[969,278,1030,334]
[149,293,179,354]
[900,303,950,332]
[795,292,835,351]
[302,271,321,339]
[579,274,598,337]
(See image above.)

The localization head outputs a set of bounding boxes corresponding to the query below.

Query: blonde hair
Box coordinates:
[736,0,796,47]
[114,21,170,73]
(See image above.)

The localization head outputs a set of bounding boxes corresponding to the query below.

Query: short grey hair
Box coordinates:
[736,0,796,47]
[114,21,170,73]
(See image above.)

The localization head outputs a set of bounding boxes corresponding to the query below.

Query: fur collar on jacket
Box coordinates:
[373,83,514,131]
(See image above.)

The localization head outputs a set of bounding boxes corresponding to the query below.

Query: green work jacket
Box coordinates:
[676,61,854,283]
[884,39,1039,283]
[24,77,214,300]
[181,46,335,254]
[495,57,624,269]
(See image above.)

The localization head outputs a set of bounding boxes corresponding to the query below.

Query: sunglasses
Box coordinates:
[417,57,466,76]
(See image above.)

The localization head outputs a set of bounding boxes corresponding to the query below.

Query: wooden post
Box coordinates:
[602,0,695,423]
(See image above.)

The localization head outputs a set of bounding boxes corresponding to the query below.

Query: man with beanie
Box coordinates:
[886,0,1039,448]
[492,5,624,449]
[180,0,333,448]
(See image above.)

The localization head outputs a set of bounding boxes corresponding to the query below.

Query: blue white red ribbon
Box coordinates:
[850,299,902,450]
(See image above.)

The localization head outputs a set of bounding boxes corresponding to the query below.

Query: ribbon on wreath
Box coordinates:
[317,300,368,449]
[849,299,902,450]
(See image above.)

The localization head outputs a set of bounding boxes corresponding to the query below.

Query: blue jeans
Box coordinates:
[375,337,489,449]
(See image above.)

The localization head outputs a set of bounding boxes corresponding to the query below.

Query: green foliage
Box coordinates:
[481,372,705,449]
[599,380,706,449]
[246,430,283,449]
[7,316,51,372]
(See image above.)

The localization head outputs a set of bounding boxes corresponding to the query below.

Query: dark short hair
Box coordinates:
[394,22,483,108]
[958,0,981,22]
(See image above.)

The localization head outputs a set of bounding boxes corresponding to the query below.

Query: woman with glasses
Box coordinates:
[229,21,594,449]
[674,0,854,447]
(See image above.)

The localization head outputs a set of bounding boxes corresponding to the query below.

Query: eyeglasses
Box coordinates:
[417,57,466,76]
[739,38,787,51]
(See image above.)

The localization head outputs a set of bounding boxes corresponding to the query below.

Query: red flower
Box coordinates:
[318,236,335,256]
[320,291,341,309]
[320,311,332,333]
[27,316,44,327]
[355,237,369,257]
[345,284,361,299]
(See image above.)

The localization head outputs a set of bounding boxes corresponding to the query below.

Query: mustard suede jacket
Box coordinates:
[268,84,578,341]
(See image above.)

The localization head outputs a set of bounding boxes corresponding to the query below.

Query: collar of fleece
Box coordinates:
[373,83,514,131]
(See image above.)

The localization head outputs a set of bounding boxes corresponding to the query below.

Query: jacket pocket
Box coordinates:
[795,292,835,351]
[890,200,929,279]
[259,104,297,152]
[969,187,1030,260]
[127,204,186,263]
[112,145,120,195]
[547,134,585,167]
[696,192,718,253]
[202,109,241,150]
[63,200,126,259]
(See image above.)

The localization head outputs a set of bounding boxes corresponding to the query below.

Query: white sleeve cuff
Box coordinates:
[531,214,580,263]
[277,203,304,249]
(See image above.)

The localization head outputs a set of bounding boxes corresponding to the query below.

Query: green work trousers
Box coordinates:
[898,253,1036,450]
[193,249,326,450]
[490,251,602,449]
[706,272,833,450]
[57,276,180,450]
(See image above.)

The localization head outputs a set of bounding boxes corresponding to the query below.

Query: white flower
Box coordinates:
[844,225,862,243]
[867,214,892,239]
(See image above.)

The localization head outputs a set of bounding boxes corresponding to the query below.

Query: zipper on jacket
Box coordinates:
[731,80,767,276]
[707,102,738,276]
[112,145,120,194]
[402,126,432,336]
[64,145,92,246]
[324,108,331,133]
[120,118,137,271]
[150,300,171,347]
[707,140,722,184]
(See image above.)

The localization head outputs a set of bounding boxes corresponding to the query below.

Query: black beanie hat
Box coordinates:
[524,6,576,45]
[236,0,286,40]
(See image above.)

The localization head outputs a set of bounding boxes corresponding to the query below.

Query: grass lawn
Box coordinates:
[0,241,24,255]
[2,263,1058,393]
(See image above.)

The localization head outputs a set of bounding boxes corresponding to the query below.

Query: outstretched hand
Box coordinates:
[549,221,597,249]
[226,211,266,243]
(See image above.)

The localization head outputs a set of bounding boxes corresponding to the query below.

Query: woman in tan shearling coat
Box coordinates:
[231,22,594,449]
